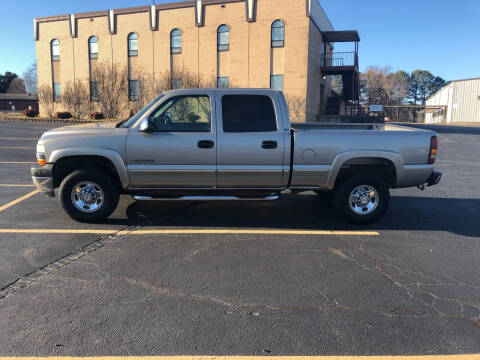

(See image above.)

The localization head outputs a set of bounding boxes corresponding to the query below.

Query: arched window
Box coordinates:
[128,33,138,57]
[88,36,98,59]
[271,20,285,48]
[51,39,60,61]
[217,25,230,51]
[170,29,182,54]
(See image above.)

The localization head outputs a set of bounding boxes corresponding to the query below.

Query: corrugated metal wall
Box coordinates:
[426,79,480,124]
[451,79,480,123]
[425,84,452,123]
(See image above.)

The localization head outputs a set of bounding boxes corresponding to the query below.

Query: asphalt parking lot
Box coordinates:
[0,120,479,357]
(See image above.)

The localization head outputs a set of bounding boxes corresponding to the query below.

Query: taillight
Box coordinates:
[428,136,438,164]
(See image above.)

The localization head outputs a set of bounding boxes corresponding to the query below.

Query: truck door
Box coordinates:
[216,93,286,188]
[126,93,216,188]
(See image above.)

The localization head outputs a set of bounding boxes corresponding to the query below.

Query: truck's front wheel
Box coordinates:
[58,168,119,222]
[333,175,390,224]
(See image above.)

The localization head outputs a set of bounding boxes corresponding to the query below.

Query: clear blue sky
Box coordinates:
[0,0,479,81]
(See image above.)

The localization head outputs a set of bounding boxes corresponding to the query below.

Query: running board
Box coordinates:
[132,195,279,201]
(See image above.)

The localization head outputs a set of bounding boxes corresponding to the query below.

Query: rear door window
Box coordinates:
[222,95,277,132]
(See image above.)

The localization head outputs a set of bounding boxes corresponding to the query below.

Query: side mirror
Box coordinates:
[138,118,150,133]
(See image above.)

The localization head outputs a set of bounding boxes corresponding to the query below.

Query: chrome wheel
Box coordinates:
[349,185,379,215]
[71,181,104,213]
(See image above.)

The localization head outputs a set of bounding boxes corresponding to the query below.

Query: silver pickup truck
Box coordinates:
[32,89,441,223]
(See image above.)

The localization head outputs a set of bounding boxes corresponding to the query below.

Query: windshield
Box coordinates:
[120,95,164,128]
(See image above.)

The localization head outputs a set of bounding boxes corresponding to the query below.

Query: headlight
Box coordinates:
[36,143,46,166]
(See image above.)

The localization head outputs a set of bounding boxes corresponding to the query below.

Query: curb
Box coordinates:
[0,117,100,125]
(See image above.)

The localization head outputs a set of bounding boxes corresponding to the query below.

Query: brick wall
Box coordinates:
[35,0,326,120]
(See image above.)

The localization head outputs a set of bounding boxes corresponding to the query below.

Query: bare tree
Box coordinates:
[62,80,90,119]
[330,75,343,96]
[128,72,156,115]
[92,62,129,119]
[23,62,38,95]
[360,66,390,105]
[89,63,219,119]
[154,67,216,94]
[385,71,409,105]
[7,77,26,94]
[38,84,55,118]
[285,95,306,123]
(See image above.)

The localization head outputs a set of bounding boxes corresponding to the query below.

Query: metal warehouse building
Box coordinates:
[425,78,480,124]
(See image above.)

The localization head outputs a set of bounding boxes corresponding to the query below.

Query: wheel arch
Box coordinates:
[327,151,404,190]
[50,149,129,189]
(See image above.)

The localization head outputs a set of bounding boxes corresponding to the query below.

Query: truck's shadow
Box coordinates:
[106,194,480,238]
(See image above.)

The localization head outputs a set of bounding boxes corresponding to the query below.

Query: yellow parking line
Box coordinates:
[0,229,116,234]
[0,184,34,187]
[0,356,479,360]
[0,228,379,236]
[0,190,39,213]
[132,229,380,236]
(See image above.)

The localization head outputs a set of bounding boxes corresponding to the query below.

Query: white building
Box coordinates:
[425,78,480,124]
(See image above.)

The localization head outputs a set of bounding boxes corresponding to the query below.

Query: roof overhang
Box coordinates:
[323,30,360,43]
[0,94,38,101]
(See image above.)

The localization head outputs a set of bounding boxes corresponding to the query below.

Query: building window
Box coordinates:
[90,81,99,101]
[51,39,60,61]
[217,77,229,88]
[271,20,285,48]
[270,75,284,90]
[170,29,182,54]
[53,82,61,102]
[129,80,139,101]
[217,25,230,51]
[89,36,98,59]
[171,78,182,89]
[128,33,138,57]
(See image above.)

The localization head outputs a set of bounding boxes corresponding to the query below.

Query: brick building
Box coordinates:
[34,0,360,121]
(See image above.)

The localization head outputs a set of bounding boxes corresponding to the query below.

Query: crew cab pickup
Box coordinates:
[32,89,441,223]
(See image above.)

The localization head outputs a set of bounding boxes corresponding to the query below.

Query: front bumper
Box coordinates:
[426,170,442,187]
[31,165,54,197]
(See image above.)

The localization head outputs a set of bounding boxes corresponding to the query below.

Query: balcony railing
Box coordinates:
[322,51,358,68]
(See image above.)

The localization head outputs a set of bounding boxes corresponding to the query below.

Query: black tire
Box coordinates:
[58,167,119,222]
[333,174,390,224]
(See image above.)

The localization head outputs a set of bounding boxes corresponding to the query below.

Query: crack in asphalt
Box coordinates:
[336,232,480,328]
[40,230,480,329]
[0,201,203,300]
[0,225,141,300]
[50,273,471,325]
[2,205,479,330]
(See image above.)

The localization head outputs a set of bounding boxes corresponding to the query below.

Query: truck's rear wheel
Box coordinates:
[58,168,119,222]
[333,175,390,224]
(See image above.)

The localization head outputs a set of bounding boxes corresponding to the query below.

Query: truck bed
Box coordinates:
[290,122,435,190]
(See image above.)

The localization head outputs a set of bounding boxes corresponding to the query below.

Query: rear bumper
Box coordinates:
[31,165,54,197]
[426,170,442,187]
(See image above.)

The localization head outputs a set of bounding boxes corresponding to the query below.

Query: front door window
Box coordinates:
[149,95,211,132]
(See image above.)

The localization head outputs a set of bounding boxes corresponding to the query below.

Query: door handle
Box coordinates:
[262,141,278,149]
[197,140,215,149]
